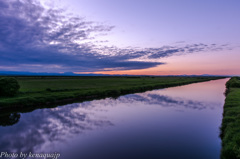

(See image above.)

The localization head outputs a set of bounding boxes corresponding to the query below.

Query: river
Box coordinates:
[0,78,229,159]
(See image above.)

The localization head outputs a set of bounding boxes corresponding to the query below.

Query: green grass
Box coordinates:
[0,76,224,111]
[221,77,240,159]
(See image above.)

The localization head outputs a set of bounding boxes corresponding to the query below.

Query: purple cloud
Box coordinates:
[0,0,229,73]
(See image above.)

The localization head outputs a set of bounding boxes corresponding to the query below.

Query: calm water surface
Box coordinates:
[0,78,229,159]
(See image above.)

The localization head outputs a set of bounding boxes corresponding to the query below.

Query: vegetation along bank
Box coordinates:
[221,77,240,159]
[0,76,225,111]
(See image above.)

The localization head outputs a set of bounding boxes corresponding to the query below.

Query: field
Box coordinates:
[0,76,224,111]
[220,77,240,159]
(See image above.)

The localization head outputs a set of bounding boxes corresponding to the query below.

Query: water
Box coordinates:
[0,78,229,159]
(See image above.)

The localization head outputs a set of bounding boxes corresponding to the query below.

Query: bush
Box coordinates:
[226,77,240,89]
[46,88,52,92]
[0,77,20,97]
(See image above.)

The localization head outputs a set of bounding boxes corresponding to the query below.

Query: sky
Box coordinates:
[0,0,239,75]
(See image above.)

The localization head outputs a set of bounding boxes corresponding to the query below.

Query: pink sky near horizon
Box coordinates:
[76,48,240,76]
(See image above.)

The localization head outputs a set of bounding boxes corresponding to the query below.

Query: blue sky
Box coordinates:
[56,0,240,47]
[0,0,239,75]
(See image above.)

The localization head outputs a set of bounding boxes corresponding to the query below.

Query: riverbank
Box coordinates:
[0,76,225,111]
[220,77,240,159]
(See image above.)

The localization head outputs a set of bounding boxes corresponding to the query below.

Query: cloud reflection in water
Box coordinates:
[0,79,227,159]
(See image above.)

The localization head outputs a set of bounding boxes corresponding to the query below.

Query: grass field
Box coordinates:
[0,76,224,111]
[220,77,240,159]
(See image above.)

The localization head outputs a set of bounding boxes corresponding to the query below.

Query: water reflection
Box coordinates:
[122,94,208,110]
[0,78,229,159]
[0,106,114,153]
[0,113,20,126]
[0,90,213,126]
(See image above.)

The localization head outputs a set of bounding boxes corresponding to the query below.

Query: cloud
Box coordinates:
[121,94,207,110]
[0,0,164,72]
[0,0,229,73]
[96,43,226,62]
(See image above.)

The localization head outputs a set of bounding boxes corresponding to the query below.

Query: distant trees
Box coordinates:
[0,77,20,97]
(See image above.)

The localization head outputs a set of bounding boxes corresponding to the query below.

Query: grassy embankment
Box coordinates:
[221,77,240,159]
[0,76,224,110]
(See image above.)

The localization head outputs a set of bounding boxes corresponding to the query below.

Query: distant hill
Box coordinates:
[0,71,230,77]
[0,71,108,76]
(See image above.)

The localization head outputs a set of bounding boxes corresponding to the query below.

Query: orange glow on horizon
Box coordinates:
[75,49,240,76]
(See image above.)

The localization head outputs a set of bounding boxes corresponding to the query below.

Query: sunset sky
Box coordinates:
[0,0,239,75]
